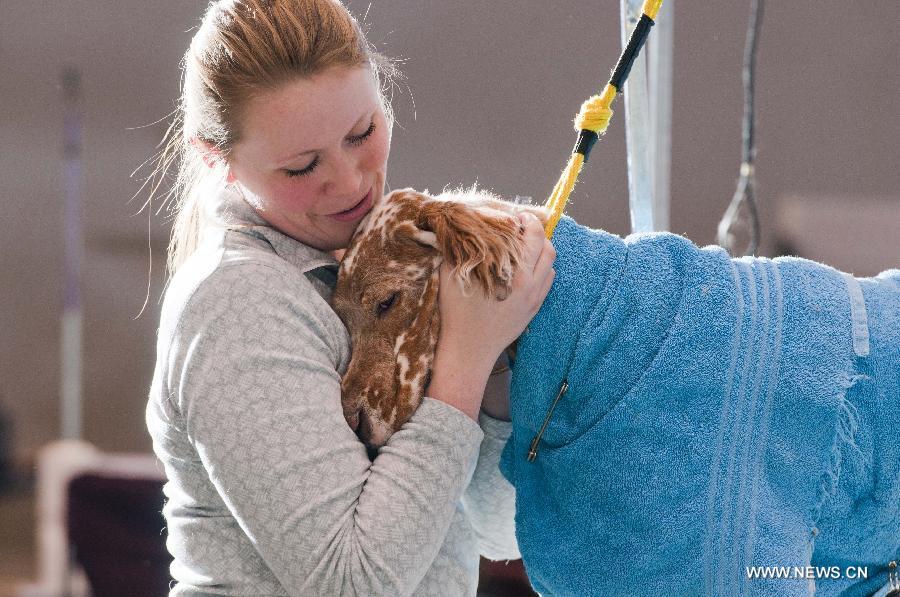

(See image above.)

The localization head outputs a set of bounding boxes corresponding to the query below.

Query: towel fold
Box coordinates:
[500,216,900,596]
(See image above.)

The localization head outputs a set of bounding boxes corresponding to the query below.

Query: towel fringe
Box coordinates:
[810,375,867,535]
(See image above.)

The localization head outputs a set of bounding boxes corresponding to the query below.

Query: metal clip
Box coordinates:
[527,380,569,462]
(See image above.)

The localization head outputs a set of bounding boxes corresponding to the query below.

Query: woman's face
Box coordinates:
[227,65,391,251]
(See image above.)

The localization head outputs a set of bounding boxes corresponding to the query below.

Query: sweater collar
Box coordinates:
[211,185,340,275]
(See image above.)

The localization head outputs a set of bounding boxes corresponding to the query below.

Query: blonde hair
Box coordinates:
[147,0,396,274]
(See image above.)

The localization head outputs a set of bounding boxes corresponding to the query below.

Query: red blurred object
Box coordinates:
[478,557,538,597]
[66,473,537,596]
[67,474,172,597]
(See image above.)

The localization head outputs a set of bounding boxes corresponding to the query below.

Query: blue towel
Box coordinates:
[500,217,900,596]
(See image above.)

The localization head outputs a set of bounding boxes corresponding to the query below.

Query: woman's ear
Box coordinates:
[190,137,237,183]
[189,137,219,168]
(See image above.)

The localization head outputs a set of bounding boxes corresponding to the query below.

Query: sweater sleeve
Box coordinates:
[461,409,521,561]
[165,261,484,596]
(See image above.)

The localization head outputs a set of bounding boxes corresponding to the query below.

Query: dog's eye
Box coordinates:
[376,293,398,316]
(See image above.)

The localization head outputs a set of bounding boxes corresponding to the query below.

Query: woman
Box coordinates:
[145,0,555,594]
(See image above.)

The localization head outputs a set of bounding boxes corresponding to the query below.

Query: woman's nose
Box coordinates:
[326,150,363,197]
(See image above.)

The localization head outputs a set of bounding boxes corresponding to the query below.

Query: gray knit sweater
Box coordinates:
[146,189,520,596]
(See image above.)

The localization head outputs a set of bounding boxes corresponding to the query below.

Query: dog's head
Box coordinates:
[332,188,545,449]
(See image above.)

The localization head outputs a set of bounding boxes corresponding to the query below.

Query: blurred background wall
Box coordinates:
[1,0,897,467]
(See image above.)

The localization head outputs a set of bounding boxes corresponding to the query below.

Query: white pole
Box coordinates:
[649,0,673,232]
[60,67,83,441]
[621,0,673,233]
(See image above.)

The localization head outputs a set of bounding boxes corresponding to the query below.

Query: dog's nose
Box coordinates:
[357,410,384,460]
[356,407,372,444]
[345,408,361,432]
[358,409,391,456]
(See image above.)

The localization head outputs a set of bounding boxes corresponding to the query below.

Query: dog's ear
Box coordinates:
[414,199,525,300]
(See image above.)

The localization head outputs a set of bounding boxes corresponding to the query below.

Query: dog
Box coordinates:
[331,187,546,448]
[331,186,900,594]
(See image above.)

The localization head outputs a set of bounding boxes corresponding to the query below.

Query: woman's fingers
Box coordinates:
[512,211,556,315]
[518,212,546,272]
[534,238,557,276]
[526,270,555,318]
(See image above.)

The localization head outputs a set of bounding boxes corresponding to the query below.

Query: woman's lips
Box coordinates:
[329,189,373,223]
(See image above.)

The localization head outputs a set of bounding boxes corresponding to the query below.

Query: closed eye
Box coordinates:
[376,292,398,316]
[348,121,376,147]
[285,157,318,178]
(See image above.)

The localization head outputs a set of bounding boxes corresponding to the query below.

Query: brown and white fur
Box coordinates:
[331,188,548,449]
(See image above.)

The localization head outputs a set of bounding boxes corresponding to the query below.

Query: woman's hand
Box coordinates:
[426,213,556,420]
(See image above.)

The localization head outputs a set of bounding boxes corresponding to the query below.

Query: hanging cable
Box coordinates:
[717,0,765,256]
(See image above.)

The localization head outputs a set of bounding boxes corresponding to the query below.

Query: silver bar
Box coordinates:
[621,0,654,234]
[649,0,673,231]
[621,0,673,233]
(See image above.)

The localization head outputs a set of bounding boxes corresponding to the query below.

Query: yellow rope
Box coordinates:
[574,85,617,132]
[643,0,663,20]
[544,153,585,237]
[544,84,616,238]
